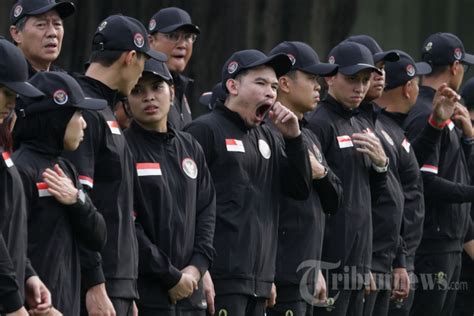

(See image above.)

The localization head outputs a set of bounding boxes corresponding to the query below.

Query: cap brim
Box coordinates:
[339,64,381,76]
[75,97,107,111]
[246,53,292,77]
[155,23,200,34]
[462,53,474,65]
[199,92,212,106]
[144,49,168,62]
[29,2,76,20]
[374,51,400,63]
[2,81,44,98]
[303,63,338,76]
[415,62,432,76]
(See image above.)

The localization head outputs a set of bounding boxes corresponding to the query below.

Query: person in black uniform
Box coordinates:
[9,0,75,77]
[375,51,460,316]
[199,82,227,111]
[185,49,312,316]
[345,35,408,316]
[61,15,167,315]
[0,37,54,316]
[124,59,216,316]
[12,71,107,315]
[265,41,343,316]
[404,32,474,316]
[305,41,389,316]
[148,7,200,130]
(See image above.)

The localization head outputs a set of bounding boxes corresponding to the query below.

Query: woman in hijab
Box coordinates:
[12,71,107,315]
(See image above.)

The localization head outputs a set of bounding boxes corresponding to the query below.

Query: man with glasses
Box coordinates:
[404,32,474,316]
[148,7,200,130]
[9,0,75,77]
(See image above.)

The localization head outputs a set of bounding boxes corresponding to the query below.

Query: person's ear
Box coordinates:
[226,78,239,95]
[278,76,291,93]
[325,75,336,87]
[169,84,175,102]
[124,50,137,66]
[9,25,22,44]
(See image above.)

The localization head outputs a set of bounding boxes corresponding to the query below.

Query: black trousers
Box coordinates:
[214,294,266,316]
[313,289,364,316]
[138,306,206,316]
[363,289,391,316]
[410,252,462,316]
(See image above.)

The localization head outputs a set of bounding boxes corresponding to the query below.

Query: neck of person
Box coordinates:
[376,90,410,114]
[28,58,51,72]
[86,63,122,91]
[276,96,304,120]
[138,118,168,133]
[422,73,453,91]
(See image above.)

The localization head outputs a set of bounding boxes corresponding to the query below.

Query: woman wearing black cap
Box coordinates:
[12,71,107,316]
[124,59,216,316]
[0,37,59,316]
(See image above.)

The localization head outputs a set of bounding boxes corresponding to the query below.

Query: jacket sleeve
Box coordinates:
[189,141,216,276]
[392,235,408,269]
[369,167,388,205]
[313,168,343,215]
[279,134,312,200]
[184,121,215,165]
[0,234,23,313]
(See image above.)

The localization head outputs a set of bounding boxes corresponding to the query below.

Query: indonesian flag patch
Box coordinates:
[2,152,13,168]
[36,182,52,197]
[337,135,353,149]
[420,164,438,174]
[79,175,94,189]
[225,139,245,153]
[107,121,121,135]
[136,163,162,176]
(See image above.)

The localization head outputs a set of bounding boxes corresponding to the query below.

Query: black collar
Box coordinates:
[323,94,360,119]
[214,101,254,132]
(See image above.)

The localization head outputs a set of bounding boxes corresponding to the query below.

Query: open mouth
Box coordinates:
[255,103,272,120]
[144,105,159,114]
[44,43,57,49]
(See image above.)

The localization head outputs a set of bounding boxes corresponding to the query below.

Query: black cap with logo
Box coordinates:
[384,50,432,90]
[148,7,200,35]
[10,0,75,25]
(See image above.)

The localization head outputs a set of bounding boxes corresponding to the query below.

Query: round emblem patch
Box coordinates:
[53,89,68,105]
[258,139,271,159]
[454,47,463,60]
[424,42,433,52]
[182,158,198,179]
[13,5,22,18]
[218,310,228,316]
[287,53,296,66]
[381,130,394,146]
[133,33,145,48]
[328,56,335,64]
[406,64,415,77]
[227,61,239,74]
[312,144,323,163]
[148,18,156,31]
[98,21,107,32]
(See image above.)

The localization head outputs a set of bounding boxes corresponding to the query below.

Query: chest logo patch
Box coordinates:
[258,139,271,159]
[447,119,455,131]
[182,158,198,179]
[312,144,323,163]
[137,163,162,176]
[225,139,245,153]
[402,138,411,153]
[337,135,353,149]
[381,130,394,146]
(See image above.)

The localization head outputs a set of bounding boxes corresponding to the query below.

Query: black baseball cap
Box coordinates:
[17,72,106,116]
[199,82,228,110]
[421,32,474,66]
[148,7,200,35]
[221,49,292,91]
[461,77,474,109]
[0,37,43,98]
[328,41,382,76]
[269,41,338,76]
[92,15,167,62]
[345,35,399,63]
[10,0,75,25]
[142,59,173,84]
[384,50,432,90]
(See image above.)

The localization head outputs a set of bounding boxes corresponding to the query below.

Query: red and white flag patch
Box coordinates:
[402,138,411,153]
[79,175,94,189]
[2,152,13,168]
[136,163,162,176]
[420,164,438,174]
[107,121,121,135]
[225,139,245,153]
[37,182,52,197]
[337,135,353,149]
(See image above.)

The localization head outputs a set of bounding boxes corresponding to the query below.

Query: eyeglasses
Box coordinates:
[160,31,197,43]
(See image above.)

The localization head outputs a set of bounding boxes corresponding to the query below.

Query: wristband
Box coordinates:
[372,158,389,173]
[428,114,450,130]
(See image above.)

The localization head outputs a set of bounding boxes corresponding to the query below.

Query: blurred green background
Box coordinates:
[1,0,472,116]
